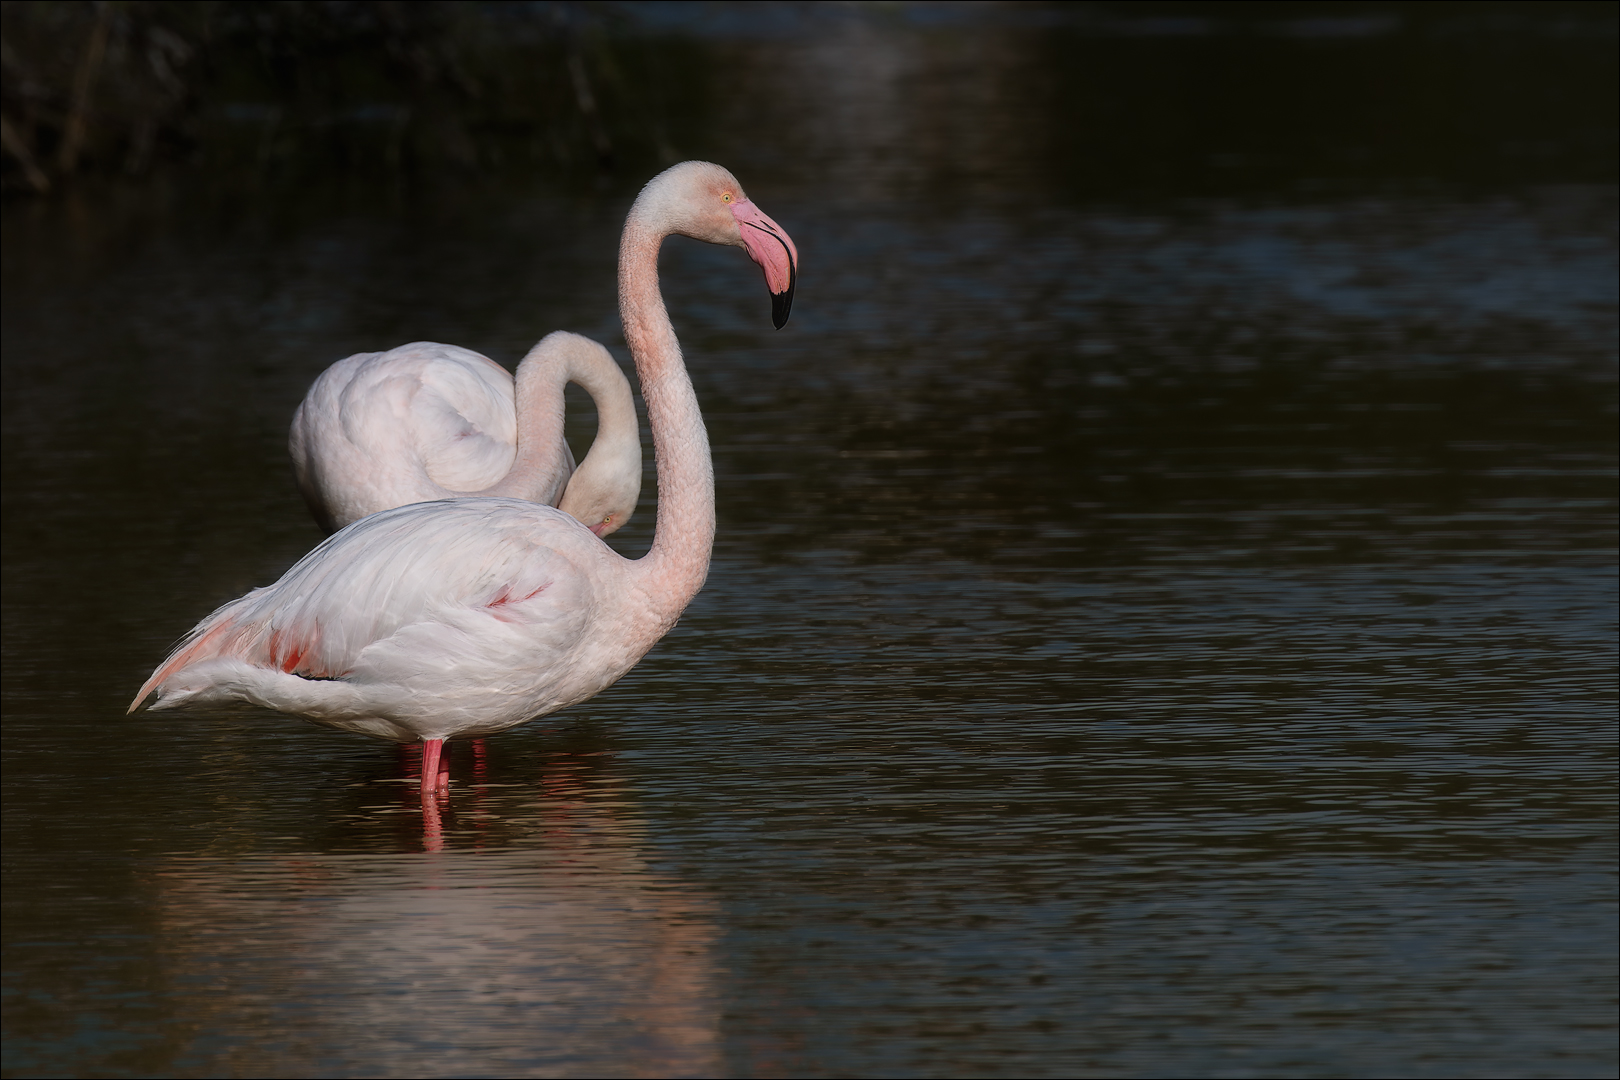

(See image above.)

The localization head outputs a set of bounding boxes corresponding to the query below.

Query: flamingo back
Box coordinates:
[290,343,527,532]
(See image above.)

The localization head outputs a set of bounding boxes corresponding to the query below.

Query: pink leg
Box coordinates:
[421,738,446,797]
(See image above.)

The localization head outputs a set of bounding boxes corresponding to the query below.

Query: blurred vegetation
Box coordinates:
[2,1,1613,199]
[0,0,702,194]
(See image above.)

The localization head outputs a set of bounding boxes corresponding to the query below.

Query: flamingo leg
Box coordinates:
[421,737,447,797]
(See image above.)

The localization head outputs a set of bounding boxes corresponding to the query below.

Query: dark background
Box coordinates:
[3,1,1616,198]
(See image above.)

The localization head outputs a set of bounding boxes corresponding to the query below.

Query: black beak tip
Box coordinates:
[771,283,795,330]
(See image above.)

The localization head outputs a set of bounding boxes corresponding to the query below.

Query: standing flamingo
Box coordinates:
[290,330,642,537]
[129,162,797,796]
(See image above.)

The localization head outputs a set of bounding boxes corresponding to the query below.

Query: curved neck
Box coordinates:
[619,213,715,619]
[482,348,572,506]
[555,340,640,508]
[569,359,639,462]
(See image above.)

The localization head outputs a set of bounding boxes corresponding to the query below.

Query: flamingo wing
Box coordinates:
[290,344,528,531]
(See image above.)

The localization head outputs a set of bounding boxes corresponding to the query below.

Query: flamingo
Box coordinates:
[129,161,798,796]
[289,330,642,537]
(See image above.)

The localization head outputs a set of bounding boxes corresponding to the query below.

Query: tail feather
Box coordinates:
[129,592,337,713]
[128,615,244,713]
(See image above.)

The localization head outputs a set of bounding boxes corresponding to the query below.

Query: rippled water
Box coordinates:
[4,7,1617,1078]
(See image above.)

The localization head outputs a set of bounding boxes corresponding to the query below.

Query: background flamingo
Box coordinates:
[290,330,642,537]
[130,161,798,796]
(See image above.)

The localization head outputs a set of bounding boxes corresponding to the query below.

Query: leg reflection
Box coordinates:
[420,791,445,852]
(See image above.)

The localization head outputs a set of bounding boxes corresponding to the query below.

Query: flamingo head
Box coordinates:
[558,437,641,540]
[638,161,799,328]
[560,479,639,540]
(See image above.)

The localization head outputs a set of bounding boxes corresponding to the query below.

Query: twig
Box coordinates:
[57,3,112,175]
[1,114,52,192]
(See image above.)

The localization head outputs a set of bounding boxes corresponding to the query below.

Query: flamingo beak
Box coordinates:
[731,199,798,328]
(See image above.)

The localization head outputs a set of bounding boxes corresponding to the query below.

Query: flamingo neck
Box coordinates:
[620,213,714,621]
[482,351,571,504]
[555,340,639,513]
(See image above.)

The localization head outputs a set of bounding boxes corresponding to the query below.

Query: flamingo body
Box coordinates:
[132,498,656,742]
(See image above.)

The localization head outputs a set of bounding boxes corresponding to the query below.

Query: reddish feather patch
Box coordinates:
[270,627,326,677]
[486,583,548,619]
[130,616,241,709]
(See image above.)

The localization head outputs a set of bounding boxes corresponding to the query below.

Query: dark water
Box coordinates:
[3,6,1616,1078]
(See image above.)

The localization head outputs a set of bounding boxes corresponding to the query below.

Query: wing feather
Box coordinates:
[130,499,607,720]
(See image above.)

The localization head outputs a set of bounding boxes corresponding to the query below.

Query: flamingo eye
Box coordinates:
[721,192,734,204]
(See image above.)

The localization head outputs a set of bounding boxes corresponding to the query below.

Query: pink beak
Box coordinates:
[731,198,798,328]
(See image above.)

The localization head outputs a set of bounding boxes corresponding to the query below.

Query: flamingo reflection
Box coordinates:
[151,752,721,1077]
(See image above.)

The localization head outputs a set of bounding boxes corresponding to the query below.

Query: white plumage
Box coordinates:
[291,344,527,526]
[133,498,653,742]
